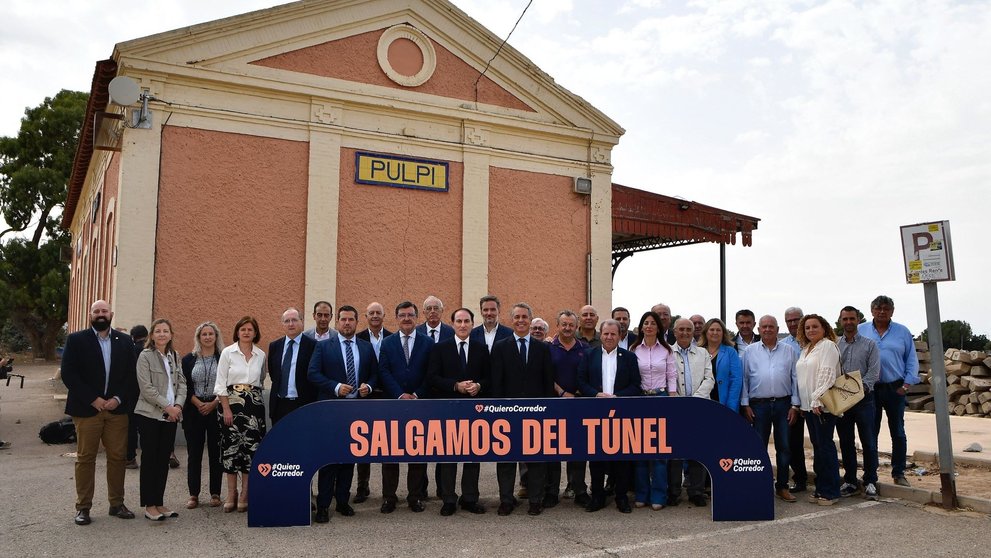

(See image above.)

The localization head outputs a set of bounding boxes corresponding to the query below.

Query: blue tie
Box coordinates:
[518,337,527,364]
[344,339,356,388]
[281,339,294,398]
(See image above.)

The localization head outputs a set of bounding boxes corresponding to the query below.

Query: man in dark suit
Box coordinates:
[427,307,489,516]
[307,305,377,523]
[578,319,642,514]
[377,301,434,513]
[352,301,391,503]
[60,300,138,525]
[490,302,555,516]
[268,308,318,424]
[416,295,455,343]
[469,294,513,352]
[611,307,637,350]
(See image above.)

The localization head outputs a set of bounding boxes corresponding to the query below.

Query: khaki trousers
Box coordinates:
[73,410,129,510]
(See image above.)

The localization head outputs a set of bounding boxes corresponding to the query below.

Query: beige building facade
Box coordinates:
[65,0,623,352]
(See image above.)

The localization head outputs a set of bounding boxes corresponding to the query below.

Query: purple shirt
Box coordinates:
[549,337,588,395]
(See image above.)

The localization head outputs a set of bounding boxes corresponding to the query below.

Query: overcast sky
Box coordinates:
[2,0,988,338]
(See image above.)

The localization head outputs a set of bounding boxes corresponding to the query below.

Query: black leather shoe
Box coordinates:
[574,492,591,507]
[335,504,355,517]
[440,503,457,516]
[109,504,135,519]
[585,498,606,512]
[789,484,807,494]
[408,500,425,513]
[460,502,486,514]
[497,502,514,516]
[74,509,91,525]
[666,496,680,507]
[314,507,330,523]
[542,495,559,508]
[353,487,370,504]
[616,500,632,514]
[527,503,543,516]
[604,480,615,497]
[690,495,708,507]
[380,500,396,514]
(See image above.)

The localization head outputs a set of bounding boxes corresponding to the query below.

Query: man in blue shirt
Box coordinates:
[858,295,918,487]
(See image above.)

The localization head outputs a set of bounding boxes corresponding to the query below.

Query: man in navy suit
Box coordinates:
[353,301,391,503]
[377,301,434,513]
[490,302,555,516]
[427,307,490,516]
[578,319,642,514]
[416,295,455,343]
[268,308,318,424]
[611,307,637,350]
[307,305,377,523]
[469,294,512,352]
[60,300,138,525]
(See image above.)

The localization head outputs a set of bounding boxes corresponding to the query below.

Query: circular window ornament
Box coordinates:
[377,24,436,87]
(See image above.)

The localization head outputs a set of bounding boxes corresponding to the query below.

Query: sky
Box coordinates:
[1,0,989,338]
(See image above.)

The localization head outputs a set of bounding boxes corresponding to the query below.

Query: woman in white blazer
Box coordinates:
[135,318,186,521]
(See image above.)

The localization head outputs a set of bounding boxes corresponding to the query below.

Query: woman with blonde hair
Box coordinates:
[796,314,842,505]
[697,318,743,411]
[134,318,186,520]
[214,316,267,512]
[181,321,224,509]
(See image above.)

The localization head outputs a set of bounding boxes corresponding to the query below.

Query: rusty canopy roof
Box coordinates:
[612,183,759,256]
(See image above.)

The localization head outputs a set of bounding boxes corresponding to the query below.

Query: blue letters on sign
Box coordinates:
[248,397,774,526]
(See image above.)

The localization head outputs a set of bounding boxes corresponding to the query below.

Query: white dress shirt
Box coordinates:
[281,334,303,398]
[601,347,618,395]
[214,343,267,396]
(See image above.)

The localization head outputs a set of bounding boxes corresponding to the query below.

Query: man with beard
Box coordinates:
[60,300,139,525]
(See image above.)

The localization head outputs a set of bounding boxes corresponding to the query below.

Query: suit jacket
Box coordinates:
[416,322,455,343]
[578,346,642,397]
[307,335,378,400]
[490,335,555,398]
[267,335,319,416]
[712,344,743,412]
[356,328,393,343]
[61,328,138,417]
[302,327,338,341]
[621,332,637,349]
[469,323,513,352]
[378,330,434,399]
[134,348,187,420]
[673,343,715,398]
[427,337,490,397]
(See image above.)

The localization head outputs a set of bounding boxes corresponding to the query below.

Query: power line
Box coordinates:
[473,0,534,105]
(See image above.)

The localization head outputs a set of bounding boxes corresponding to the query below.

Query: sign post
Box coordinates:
[900,220,957,509]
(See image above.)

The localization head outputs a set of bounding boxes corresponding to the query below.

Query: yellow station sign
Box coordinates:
[355,151,449,192]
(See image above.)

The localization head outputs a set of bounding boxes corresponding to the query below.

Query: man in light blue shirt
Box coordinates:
[858,295,918,486]
[741,315,800,502]
[780,307,808,493]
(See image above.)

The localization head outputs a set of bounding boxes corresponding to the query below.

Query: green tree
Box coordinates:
[0,90,87,359]
[920,319,989,351]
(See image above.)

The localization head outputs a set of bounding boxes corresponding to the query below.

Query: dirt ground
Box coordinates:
[3,359,990,501]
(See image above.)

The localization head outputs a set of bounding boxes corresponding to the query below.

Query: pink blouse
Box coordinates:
[634,340,677,393]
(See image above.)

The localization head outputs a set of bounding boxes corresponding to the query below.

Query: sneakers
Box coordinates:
[864,483,879,500]
[893,476,910,487]
[839,483,860,497]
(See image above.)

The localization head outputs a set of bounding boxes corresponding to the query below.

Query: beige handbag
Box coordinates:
[820,370,864,416]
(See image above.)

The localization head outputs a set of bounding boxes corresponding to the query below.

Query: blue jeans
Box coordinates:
[750,398,791,489]
[873,381,908,478]
[805,410,841,500]
[634,460,668,505]
[836,390,878,484]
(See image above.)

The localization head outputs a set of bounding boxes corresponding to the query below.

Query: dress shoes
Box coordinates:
[460,502,485,514]
[542,495,559,508]
[408,500,425,513]
[776,488,797,503]
[497,502,514,516]
[74,509,91,525]
[563,488,575,499]
[335,504,355,517]
[666,496,680,507]
[124,458,139,470]
[574,492,591,507]
[789,483,807,494]
[314,507,330,523]
[353,487,370,504]
[616,500,632,514]
[169,454,180,469]
[380,500,396,514]
[440,503,457,516]
[585,498,606,513]
[109,504,135,519]
[516,487,529,499]
[527,503,543,516]
[689,495,708,507]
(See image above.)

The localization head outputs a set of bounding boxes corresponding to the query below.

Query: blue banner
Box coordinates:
[248,397,774,525]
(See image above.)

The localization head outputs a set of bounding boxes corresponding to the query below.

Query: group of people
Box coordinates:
[59,292,918,525]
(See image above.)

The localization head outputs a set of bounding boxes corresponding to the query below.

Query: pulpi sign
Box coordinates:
[248,397,774,526]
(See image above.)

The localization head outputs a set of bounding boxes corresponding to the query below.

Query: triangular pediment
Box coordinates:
[112,0,623,137]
